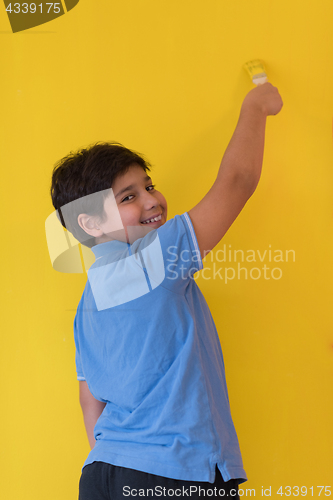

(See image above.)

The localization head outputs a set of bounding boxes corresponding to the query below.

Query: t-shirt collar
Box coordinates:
[91,239,129,259]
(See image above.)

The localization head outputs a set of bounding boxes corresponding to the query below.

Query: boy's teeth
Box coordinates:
[142,215,161,224]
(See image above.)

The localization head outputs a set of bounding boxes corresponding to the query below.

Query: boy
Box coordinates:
[50,82,283,499]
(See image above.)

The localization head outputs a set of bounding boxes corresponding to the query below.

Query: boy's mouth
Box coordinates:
[141,214,162,224]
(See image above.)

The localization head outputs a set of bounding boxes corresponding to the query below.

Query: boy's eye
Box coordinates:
[121,185,155,203]
[121,194,134,202]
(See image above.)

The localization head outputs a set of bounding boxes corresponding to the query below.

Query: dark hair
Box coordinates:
[50,141,152,248]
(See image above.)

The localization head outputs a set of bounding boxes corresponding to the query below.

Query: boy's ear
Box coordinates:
[77,214,102,237]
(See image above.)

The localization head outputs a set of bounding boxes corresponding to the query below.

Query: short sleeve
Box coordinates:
[73,314,86,381]
[159,212,203,279]
[129,212,203,294]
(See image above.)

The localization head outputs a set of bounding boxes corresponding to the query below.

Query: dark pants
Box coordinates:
[79,462,240,500]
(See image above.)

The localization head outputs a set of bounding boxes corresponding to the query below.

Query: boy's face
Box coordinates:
[96,164,167,244]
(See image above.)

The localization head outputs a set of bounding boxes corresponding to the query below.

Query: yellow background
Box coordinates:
[1,1,333,498]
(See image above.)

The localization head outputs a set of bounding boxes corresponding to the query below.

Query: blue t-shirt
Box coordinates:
[74,212,247,484]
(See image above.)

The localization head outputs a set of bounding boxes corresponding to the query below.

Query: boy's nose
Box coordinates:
[143,191,158,208]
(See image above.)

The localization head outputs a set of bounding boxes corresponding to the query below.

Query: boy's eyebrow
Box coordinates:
[115,175,151,198]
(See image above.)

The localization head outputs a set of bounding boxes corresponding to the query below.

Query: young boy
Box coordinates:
[50,82,283,500]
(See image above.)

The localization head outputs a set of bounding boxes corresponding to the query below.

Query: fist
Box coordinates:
[242,82,283,117]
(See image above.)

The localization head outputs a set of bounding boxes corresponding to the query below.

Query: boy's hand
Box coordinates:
[241,82,283,117]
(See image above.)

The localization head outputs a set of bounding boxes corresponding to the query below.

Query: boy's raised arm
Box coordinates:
[188,82,283,260]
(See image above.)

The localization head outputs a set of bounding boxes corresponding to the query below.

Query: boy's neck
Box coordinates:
[95,225,156,246]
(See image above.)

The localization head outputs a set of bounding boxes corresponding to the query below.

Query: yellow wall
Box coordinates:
[1,1,333,498]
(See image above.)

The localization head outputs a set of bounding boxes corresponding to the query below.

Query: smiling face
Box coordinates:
[96,164,168,244]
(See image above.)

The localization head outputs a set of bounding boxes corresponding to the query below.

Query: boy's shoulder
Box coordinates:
[76,213,202,313]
